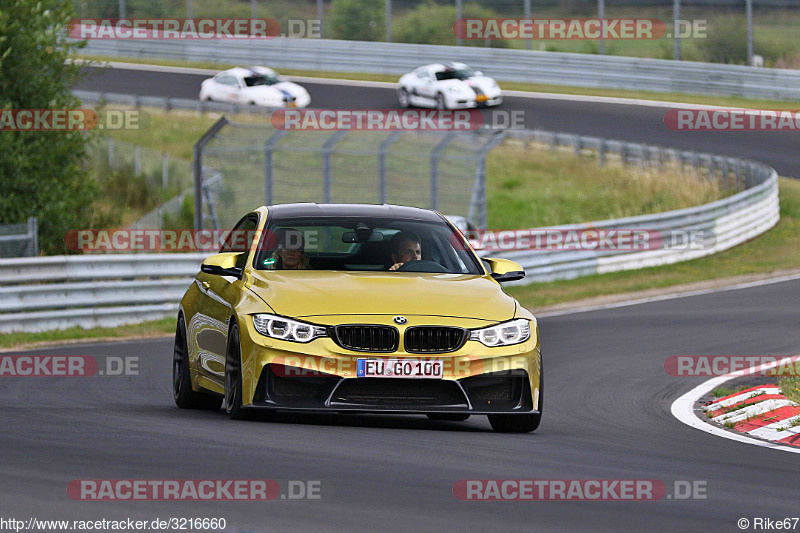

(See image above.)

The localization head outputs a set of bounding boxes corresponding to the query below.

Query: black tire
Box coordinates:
[224,323,250,420]
[436,92,447,110]
[427,413,470,422]
[488,364,543,433]
[398,87,410,108]
[173,315,223,410]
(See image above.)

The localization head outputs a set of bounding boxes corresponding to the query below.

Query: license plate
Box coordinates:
[357,359,443,379]
[476,95,488,102]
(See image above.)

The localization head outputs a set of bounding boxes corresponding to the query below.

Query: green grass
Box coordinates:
[779,376,800,405]
[0,318,175,350]
[506,178,800,309]
[75,54,800,111]
[712,385,751,398]
[486,143,727,229]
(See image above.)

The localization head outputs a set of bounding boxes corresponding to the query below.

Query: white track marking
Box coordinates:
[748,415,800,441]
[711,399,795,424]
[706,388,781,409]
[671,357,800,455]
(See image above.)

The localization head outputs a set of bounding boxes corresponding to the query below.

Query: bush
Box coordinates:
[697,15,748,64]
[0,0,117,254]
[392,2,510,48]
[328,0,384,41]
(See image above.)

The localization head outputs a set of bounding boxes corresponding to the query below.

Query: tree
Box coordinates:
[328,0,384,42]
[0,0,116,254]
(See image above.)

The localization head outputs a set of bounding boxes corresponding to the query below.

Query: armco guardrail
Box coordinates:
[496,129,780,283]
[80,36,800,100]
[0,133,780,332]
[0,254,206,333]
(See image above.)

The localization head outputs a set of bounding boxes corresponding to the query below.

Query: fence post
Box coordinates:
[322,130,347,203]
[108,137,114,167]
[193,116,229,230]
[430,132,456,211]
[134,144,141,175]
[28,217,38,257]
[264,130,288,206]
[378,131,402,204]
[598,140,606,167]
[470,131,508,229]
[162,152,168,188]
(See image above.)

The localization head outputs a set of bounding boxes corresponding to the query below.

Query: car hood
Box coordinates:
[440,77,498,93]
[247,270,516,322]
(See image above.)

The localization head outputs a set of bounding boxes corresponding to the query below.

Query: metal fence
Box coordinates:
[86,136,194,229]
[194,120,505,231]
[81,36,800,100]
[0,218,38,259]
[0,254,206,333]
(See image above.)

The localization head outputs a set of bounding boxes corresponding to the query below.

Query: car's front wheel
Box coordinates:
[398,87,410,108]
[487,364,542,433]
[173,315,222,410]
[225,323,249,420]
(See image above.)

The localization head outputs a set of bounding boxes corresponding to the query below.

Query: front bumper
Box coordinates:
[238,316,541,415]
[247,367,537,415]
[449,93,503,109]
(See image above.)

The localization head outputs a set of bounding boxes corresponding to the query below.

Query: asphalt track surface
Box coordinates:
[76,65,800,177]
[2,279,799,532]
[4,64,794,531]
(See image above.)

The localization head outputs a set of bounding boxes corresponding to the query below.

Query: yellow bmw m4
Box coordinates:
[173,203,542,432]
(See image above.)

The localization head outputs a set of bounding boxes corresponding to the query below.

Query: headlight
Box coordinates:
[252,314,327,343]
[469,318,531,347]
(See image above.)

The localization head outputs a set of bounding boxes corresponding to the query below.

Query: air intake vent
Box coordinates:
[333,325,399,352]
[404,327,466,354]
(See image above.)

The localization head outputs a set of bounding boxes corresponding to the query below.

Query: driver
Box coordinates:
[388,231,422,271]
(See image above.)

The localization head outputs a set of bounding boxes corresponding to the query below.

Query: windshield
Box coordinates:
[254,216,483,275]
[434,68,475,81]
[243,74,280,87]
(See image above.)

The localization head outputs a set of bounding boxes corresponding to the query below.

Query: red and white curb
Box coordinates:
[703,385,800,447]
[671,356,800,454]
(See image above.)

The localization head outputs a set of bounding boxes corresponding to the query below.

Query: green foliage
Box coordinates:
[0,0,117,254]
[697,15,748,64]
[328,0,384,42]
[392,2,509,48]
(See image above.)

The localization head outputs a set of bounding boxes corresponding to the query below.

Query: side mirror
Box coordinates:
[483,257,525,283]
[201,252,244,278]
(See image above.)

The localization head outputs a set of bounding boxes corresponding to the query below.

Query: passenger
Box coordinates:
[270,228,310,270]
[388,231,422,271]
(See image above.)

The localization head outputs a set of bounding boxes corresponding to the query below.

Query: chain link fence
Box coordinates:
[86,136,194,229]
[196,120,505,230]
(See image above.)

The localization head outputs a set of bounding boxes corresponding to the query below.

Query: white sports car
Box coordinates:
[199,67,311,108]
[397,63,502,110]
